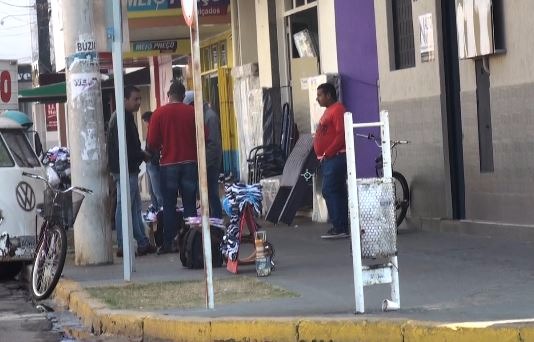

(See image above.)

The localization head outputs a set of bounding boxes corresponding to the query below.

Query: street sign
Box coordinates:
[181,0,195,27]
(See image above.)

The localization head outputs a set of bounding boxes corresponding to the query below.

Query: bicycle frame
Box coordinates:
[355,133,409,175]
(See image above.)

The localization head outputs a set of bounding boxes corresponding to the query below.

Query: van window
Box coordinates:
[1,131,40,168]
[0,136,15,167]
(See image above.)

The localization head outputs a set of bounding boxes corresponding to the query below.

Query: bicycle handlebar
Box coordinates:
[355,133,410,147]
[22,172,93,195]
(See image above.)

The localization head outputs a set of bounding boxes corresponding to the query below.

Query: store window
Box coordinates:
[199,32,232,113]
[200,40,229,74]
[390,0,415,70]
[286,0,316,10]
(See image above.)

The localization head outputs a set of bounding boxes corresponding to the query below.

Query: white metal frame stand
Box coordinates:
[344,110,400,314]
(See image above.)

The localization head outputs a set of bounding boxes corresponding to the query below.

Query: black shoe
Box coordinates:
[116,248,138,257]
[138,244,157,255]
[321,228,350,240]
[157,246,177,255]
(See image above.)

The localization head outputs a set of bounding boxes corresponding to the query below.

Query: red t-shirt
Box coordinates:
[147,102,197,165]
[313,102,346,158]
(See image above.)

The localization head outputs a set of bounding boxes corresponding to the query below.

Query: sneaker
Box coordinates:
[143,206,158,222]
[145,210,157,222]
[321,228,350,239]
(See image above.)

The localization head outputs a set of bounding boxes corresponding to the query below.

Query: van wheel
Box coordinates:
[0,262,23,280]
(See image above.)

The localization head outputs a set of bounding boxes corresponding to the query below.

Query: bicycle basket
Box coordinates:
[357,177,397,259]
[43,189,86,227]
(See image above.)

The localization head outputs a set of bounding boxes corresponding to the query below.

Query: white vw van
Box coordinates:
[0,116,45,278]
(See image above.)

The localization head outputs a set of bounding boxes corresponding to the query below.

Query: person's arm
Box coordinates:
[146,110,161,153]
[126,116,146,165]
[322,108,345,158]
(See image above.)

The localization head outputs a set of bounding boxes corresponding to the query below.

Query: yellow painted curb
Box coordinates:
[53,278,83,307]
[99,309,146,340]
[403,323,519,342]
[211,318,298,342]
[143,315,211,342]
[298,319,403,342]
[55,278,534,342]
[520,327,534,341]
[68,290,106,334]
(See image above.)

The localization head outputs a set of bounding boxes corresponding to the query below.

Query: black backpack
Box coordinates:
[179,227,224,269]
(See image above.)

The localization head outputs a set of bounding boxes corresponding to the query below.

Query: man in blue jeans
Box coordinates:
[107,86,156,256]
[147,82,198,254]
[141,111,163,222]
[313,83,349,239]
[183,91,223,219]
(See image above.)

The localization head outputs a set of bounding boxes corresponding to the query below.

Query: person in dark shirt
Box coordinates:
[313,83,349,239]
[107,86,156,256]
[183,91,223,219]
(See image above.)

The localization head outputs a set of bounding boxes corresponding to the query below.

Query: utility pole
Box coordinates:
[62,0,113,265]
[182,0,215,309]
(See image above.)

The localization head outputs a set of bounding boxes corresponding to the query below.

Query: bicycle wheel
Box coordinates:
[31,224,67,300]
[392,171,410,228]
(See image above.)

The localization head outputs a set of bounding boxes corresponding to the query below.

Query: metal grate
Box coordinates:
[392,0,415,70]
[357,178,397,259]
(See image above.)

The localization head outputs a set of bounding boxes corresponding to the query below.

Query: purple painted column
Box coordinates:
[335,0,380,177]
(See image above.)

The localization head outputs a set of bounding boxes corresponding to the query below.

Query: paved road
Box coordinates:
[0,279,63,342]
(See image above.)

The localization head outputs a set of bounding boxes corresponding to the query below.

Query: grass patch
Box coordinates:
[85,276,298,310]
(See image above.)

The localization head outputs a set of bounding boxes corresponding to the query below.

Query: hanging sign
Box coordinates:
[419,13,435,62]
[45,103,58,132]
[181,0,195,27]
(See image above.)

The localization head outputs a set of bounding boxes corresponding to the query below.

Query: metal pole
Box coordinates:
[344,112,365,313]
[62,0,112,265]
[189,1,215,309]
[111,0,134,280]
[380,110,400,307]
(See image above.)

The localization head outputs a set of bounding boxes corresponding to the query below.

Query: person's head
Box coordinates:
[183,90,195,106]
[141,111,152,124]
[316,83,338,108]
[167,81,186,102]
[124,86,142,113]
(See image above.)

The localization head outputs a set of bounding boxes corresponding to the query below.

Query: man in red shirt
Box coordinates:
[313,83,349,239]
[147,82,198,254]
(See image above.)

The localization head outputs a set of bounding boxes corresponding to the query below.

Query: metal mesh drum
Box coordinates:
[357,178,397,259]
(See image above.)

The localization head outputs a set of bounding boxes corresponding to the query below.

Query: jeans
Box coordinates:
[160,163,198,250]
[207,164,223,219]
[321,154,349,233]
[112,173,150,249]
[146,162,163,209]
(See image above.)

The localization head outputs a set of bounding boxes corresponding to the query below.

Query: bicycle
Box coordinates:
[356,133,410,228]
[22,171,92,300]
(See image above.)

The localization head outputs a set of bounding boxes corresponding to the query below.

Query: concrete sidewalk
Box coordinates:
[54,218,534,341]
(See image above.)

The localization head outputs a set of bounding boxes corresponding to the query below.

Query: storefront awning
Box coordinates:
[18,82,67,103]
[18,67,152,104]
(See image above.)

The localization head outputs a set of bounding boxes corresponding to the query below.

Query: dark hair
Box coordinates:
[167,81,186,99]
[124,85,141,100]
[317,83,338,101]
[141,111,152,122]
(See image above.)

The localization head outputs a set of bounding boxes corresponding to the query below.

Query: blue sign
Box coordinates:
[127,0,230,14]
